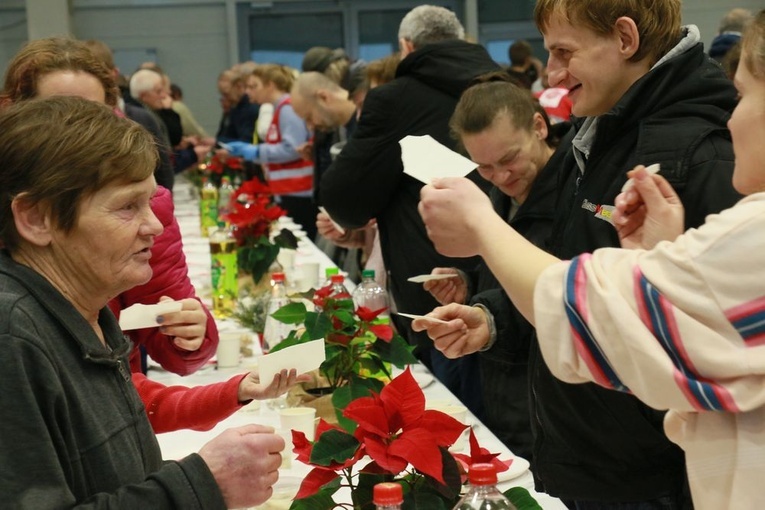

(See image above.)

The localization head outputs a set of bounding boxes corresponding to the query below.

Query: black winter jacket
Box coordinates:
[531,42,741,501]
[320,40,500,353]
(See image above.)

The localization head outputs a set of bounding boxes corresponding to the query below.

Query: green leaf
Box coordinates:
[267,329,305,353]
[333,309,356,326]
[288,479,340,510]
[331,377,381,432]
[275,228,299,249]
[504,487,543,510]
[309,429,360,467]
[373,335,418,367]
[271,301,307,324]
[304,311,331,340]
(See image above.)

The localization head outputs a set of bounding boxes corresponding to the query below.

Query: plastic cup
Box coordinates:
[279,407,316,441]
[216,331,241,368]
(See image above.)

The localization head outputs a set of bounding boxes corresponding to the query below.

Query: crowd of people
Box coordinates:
[0,1,758,509]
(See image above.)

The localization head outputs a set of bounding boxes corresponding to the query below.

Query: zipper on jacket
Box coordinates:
[116,359,130,382]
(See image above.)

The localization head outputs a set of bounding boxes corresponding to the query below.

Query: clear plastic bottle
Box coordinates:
[373,482,403,510]
[329,274,352,300]
[217,175,235,226]
[321,267,340,289]
[352,269,390,323]
[453,463,516,510]
[209,225,238,318]
[262,272,292,353]
[199,177,219,237]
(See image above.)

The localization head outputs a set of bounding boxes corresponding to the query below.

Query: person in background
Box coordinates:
[709,8,753,63]
[533,66,573,124]
[506,39,545,89]
[1,37,218,378]
[217,62,260,144]
[418,11,765,507]
[416,0,741,507]
[222,64,317,240]
[320,5,500,418]
[0,96,283,509]
[170,83,208,139]
[422,75,566,461]
[82,39,175,191]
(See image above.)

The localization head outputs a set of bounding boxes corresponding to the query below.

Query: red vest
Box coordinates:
[264,96,314,197]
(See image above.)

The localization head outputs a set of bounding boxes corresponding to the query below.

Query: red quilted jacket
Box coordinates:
[109,186,219,375]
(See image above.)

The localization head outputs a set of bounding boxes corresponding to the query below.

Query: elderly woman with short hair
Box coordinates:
[0,96,282,508]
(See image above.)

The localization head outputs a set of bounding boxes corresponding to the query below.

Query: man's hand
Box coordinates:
[297,142,314,162]
[422,268,468,305]
[411,303,490,358]
[419,177,495,258]
[613,165,684,250]
[156,296,208,351]
[198,424,283,508]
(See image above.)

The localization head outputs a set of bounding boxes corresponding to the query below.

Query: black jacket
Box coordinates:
[470,140,564,462]
[320,40,500,353]
[531,43,741,501]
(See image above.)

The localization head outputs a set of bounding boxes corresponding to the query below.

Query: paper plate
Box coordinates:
[497,456,531,483]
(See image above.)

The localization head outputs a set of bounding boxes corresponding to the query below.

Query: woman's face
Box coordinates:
[37,70,106,104]
[729,53,765,195]
[462,112,550,204]
[49,177,163,299]
[246,75,268,105]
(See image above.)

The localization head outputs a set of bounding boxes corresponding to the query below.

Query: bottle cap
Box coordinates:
[373,482,403,505]
[330,274,345,284]
[272,272,286,282]
[362,269,376,279]
[468,463,498,485]
[325,267,339,277]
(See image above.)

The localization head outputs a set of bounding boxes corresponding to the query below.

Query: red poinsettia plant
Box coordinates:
[222,178,297,283]
[286,369,533,510]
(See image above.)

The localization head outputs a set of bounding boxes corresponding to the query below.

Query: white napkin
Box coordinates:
[119,301,183,331]
[396,312,449,324]
[399,135,477,183]
[258,338,326,384]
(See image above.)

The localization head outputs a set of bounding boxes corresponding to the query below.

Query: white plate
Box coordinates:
[497,456,531,482]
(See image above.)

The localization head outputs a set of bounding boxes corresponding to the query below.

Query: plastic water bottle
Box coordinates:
[199,177,218,237]
[329,274,351,301]
[352,269,390,322]
[217,175,235,226]
[453,463,516,510]
[262,272,291,353]
[208,225,238,318]
[321,267,339,289]
[374,482,403,510]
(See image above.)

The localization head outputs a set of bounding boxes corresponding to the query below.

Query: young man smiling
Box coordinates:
[417,1,741,508]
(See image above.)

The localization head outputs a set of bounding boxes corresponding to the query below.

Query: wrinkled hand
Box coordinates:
[156,296,208,351]
[422,268,467,305]
[238,368,312,402]
[297,142,314,162]
[613,165,684,250]
[411,303,490,359]
[419,178,495,258]
[198,424,283,508]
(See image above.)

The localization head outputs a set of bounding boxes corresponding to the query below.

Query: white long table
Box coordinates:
[152,175,565,509]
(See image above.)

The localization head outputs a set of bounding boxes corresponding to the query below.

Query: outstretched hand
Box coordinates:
[238,368,311,402]
[411,303,490,359]
[422,268,467,305]
[613,165,684,250]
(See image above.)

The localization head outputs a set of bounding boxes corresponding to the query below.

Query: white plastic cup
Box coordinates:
[216,331,241,368]
[279,407,316,441]
[276,429,293,469]
[296,261,320,291]
[277,248,297,272]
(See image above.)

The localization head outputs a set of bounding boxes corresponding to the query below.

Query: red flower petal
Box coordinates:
[419,409,467,447]
[295,467,340,499]
[292,430,312,464]
[344,395,390,437]
[368,323,394,342]
[388,428,446,484]
[363,435,408,475]
[380,368,424,432]
[356,306,386,322]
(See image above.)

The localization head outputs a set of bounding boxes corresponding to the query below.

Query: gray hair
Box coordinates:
[720,8,753,34]
[129,68,162,99]
[398,5,464,49]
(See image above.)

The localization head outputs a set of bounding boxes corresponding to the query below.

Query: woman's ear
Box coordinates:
[11,194,53,247]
